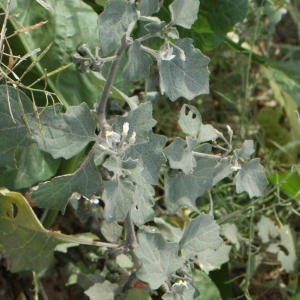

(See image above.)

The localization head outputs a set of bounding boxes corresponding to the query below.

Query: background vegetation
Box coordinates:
[0,0,299,299]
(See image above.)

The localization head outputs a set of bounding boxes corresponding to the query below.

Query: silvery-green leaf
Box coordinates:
[85,280,118,300]
[221,223,240,250]
[165,27,179,39]
[234,158,268,198]
[102,178,135,222]
[130,184,155,226]
[213,157,233,186]
[101,221,123,242]
[159,39,210,101]
[198,124,218,143]
[257,216,278,244]
[134,230,185,289]
[169,0,200,29]
[32,150,101,213]
[98,0,138,55]
[179,213,222,252]
[123,40,153,82]
[154,218,182,243]
[164,137,196,174]
[115,102,157,145]
[138,0,159,16]
[234,140,255,161]
[194,244,231,274]
[103,156,124,177]
[162,283,198,300]
[164,157,217,213]
[27,103,96,160]
[125,132,167,185]
[144,21,165,38]
[178,104,202,138]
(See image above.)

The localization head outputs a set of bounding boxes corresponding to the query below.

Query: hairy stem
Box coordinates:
[125,211,138,249]
[96,35,128,135]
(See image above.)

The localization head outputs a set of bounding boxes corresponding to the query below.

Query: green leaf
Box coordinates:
[0,86,34,168]
[123,40,153,82]
[164,137,196,174]
[134,230,185,289]
[125,288,152,300]
[179,213,222,252]
[268,170,300,201]
[27,103,96,159]
[0,144,61,190]
[178,104,202,138]
[192,0,248,51]
[159,39,210,101]
[102,178,135,222]
[164,156,217,213]
[194,244,231,274]
[234,140,255,161]
[125,132,167,185]
[101,221,123,242]
[130,184,155,226]
[84,280,118,300]
[257,216,278,244]
[8,0,101,107]
[192,269,221,300]
[32,149,101,212]
[97,0,138,55]
[115,102,157,145]
[233,158,268,198]
[169,0,200,29]
[0,191,112,273]
[162,283,198,300]
[138,0,160,16]
[212,157,233,186]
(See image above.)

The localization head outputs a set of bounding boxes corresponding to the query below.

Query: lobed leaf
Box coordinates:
[85,280,118,300]
[159,39,210,101]
[233,158,268,198]
[179,213,223,252]
[123,40,153,82]
[32,149,101,212]
[134,230,185,289]
[97,0,138,55]
[115,101,157,145]
[178,104,202,138]
[234,140,255,161]
[102,178,135,222]
[138,0,160,16]
[169,0,200,29]
[27,102,97,160]
[164,156,217,213]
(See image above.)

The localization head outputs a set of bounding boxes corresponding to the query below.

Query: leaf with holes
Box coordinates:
[134,230,185,289]
[0,191,116,273]
[159,39,210,101]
